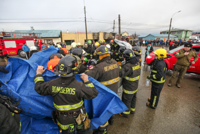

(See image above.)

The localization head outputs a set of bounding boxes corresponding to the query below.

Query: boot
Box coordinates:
[93,128,107,134]
[148,98,151,102]
[146,102,155,109]
[119,112,130,118]
[130,111,135,114]
[176,84,181,88]
[168,83,172,87]
[108,115,114,125]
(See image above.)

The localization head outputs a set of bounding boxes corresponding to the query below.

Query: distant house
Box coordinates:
[138,34,177,41]
[14,30,62,43]
[160,29,193,41]
[122,32,129,36]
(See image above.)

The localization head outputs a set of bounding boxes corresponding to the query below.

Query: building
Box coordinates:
[192,31,200,39]
[138,34,178,41]
[62,32,116,46]
[160,29,193,41]
[122,32,129,36]
[14,30,62,43]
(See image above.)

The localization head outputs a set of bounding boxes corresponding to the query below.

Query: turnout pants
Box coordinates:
[149,82,164,109]
[122,89,138,115]
[169,64,188,85]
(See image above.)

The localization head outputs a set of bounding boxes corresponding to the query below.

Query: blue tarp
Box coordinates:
[0,48,127,134]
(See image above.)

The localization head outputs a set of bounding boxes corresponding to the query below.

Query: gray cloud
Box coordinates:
[0,0,200,35]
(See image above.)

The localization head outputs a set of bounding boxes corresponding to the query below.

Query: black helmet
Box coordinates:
[54,55,81,77]
[88,59,97,66]
[132,46,141,56]
[119,46,126,53]
[49,53,63,60]
[184,42,193,47]
[96,45,110,55]
[123,49,135,60]
[70,48,88,58]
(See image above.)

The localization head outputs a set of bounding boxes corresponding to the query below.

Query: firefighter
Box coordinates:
[47,57,61,71]
[132,46,142,65]
[70,48,88,74]
[146,48,167,109]
[116,46,126,65]
[83,42,90,60]
[87,59,97,69]
[84,45,120,134]
[111,41,120,61]
[119,49,140,117]
[69,42,77,53]
[34,55,98,134]
[88,40,95,59]
[168,43,198,88]
[0,94,22,134]
[92,42,100,60]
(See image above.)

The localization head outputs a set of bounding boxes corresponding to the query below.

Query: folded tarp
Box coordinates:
[0,47,127,133]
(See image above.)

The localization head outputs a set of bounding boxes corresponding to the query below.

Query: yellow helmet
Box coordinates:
[153,48,167,60]
[95,42,100,47]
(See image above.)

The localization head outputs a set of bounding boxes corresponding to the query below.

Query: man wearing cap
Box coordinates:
[169,41,176,50]
[168,43,198,88]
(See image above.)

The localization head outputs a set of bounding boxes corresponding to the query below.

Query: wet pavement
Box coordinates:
[108,46,200,134]
[1,47,200,134]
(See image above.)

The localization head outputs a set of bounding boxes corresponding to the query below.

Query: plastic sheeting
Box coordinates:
[114,39,132,49]
[0,47,127,134]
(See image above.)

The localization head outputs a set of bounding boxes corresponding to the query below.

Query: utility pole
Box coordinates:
[167,18,172,40]
[84,6,88,41]
[118,14,121,40]
[113,20,115,33]
[167,10,181,40]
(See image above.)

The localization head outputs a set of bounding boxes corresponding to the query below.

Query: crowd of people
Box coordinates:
[0,38,198,134]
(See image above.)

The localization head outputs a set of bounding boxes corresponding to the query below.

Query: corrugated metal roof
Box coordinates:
[14,30,61,37]
[150,34,177,37]
[138,35,148,38]
[161,29,193,32]
[138,34,176,38]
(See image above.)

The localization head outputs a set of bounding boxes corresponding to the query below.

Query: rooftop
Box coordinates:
[161,28,193,32]
[138,34,177,38]
[14,30,61,37]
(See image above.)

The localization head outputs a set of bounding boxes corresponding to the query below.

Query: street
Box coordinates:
[108,46,200,134]
[1,47,200,134]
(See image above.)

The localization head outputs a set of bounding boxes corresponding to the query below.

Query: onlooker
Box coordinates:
[22,43,30,59]
[145,42,154,62]
[41,43,46,50]
[169,42,176,50]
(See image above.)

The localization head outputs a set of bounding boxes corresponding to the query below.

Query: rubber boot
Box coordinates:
[108,115,114,125]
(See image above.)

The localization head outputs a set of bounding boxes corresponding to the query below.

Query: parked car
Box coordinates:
[146,43,200,73]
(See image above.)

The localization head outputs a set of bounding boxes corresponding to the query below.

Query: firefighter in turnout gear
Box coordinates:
[70,48,88,74]
[116,46,126,65]
[34,55,98,134]
[168,43,198,88]
[119,49,141,117]
[92,42,100,60]
[111,40,120,61]
[0,94,22,134]
[146,48,167,109]
[132,46,142,65]
[84,45,120,134]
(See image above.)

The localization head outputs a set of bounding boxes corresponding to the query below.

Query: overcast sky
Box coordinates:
[0,0,200,35]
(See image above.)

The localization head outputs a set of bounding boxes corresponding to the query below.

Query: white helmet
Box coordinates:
[106,44,111,50]
[71,42,77,48]
[77,42,81,46]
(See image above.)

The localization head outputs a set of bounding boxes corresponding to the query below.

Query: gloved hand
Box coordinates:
[147,76,151,79]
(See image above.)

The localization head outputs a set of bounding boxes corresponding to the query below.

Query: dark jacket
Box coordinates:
[34,75,98,112]
[78,64,87,74]
[120,58,141,93]
[150,59,167,83]
[84,46,94,59]
[0,104,21,134]
[169,45,176,50]
[85,56,120,93]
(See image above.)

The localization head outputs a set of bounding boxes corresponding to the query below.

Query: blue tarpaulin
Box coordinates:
[0,47,127,134]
